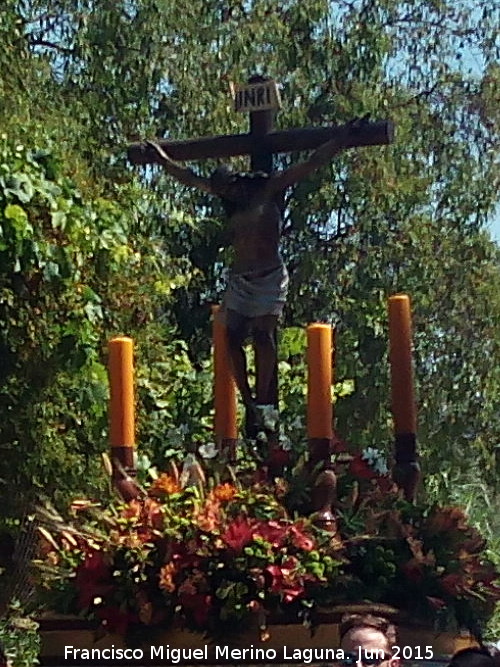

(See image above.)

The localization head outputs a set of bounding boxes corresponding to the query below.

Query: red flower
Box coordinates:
[401,558,424,584]
[266,558,304,603]
[96,606,137,635]
[267,447,290,469]
[179,593,212,627]
[120,500,142,521]
[290,524,316,552]
[222,516,256,553]
[331,433,349,453]
[426,596,447,610]
[171,543,201,570]
[75,551,113,609]
[441,574,464,596]
[253,520,287,548]
[349,454,377,480]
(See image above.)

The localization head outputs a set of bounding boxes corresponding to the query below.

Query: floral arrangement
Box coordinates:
[34,436,500,644]
[35,476,342,642]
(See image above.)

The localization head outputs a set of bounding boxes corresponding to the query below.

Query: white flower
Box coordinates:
[198,442,218,459]
[279,432,292,451]
[361,447,388,475]
[256,404,279,431]
[373,459,388,475]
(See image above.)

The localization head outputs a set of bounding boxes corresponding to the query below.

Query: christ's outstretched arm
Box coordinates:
[146,141,213,194]
[267,135,349,193]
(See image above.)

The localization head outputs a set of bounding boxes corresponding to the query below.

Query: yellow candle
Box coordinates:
[388,294,417,435]
[307,323,333,439]
[108,337,135,448]
[212,306,237,440]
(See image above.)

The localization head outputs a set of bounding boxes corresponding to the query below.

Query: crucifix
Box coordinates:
[127,75,394,462]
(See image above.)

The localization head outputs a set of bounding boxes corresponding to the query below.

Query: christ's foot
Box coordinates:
[244,403,259,440]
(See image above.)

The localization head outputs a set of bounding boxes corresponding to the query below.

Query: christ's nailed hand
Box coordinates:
[145,140,166,158]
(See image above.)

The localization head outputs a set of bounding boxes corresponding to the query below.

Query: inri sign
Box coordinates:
[233,79,281,113]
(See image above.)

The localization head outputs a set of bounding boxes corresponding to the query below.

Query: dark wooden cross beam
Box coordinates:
[127,117,394,172]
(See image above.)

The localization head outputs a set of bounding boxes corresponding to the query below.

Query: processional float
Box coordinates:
[107,293,420,531]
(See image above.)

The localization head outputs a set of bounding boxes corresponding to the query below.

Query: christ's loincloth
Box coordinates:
[223,263,289,318]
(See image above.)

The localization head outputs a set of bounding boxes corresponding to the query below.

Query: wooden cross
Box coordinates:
[127,75,394,174]
[127,75,394,481]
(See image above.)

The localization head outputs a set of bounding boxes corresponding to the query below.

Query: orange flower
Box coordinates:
[119,531,148,549]
[159,562,177,593]
[142,497,164,530]
[121,499,142,521]
[211,483,237,502]
[149,473,181,497]
[194,500,221,532]
[426,506,468,534]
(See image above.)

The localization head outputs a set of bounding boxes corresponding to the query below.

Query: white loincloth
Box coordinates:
[223,263,289,318]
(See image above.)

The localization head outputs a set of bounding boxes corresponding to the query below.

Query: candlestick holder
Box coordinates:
[392,432,420,502]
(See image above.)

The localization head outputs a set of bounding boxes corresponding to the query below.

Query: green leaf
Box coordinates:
[5,173,35,203]
[51,210,67,229]
[4,203,32,239]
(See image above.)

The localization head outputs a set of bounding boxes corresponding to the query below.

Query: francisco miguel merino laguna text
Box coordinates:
[64,644,355,663]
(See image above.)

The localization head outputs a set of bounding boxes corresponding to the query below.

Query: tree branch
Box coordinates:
[27,38,74,55]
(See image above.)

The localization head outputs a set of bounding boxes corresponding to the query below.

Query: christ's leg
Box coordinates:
[225,309,253,408]
[252,314,279,406]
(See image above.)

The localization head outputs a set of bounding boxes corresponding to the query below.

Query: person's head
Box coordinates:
[448,647,496,667]
[210,166,269,203]
[337,614,400,667]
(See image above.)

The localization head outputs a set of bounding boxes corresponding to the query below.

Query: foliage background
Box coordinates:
[0,0,499,634]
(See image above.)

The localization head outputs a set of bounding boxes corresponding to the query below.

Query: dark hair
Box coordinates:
[340,613,397,647]
[448,647,495,667]
[211,169,271,216]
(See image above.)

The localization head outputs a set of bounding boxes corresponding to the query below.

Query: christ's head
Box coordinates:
[210,166,270,203]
